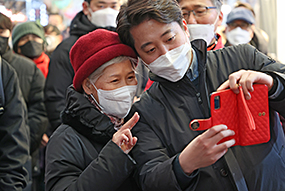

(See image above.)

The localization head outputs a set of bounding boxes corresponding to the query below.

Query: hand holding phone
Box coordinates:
[190,84,270,146]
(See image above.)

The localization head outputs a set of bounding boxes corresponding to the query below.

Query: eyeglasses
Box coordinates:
[182,6,217,20]
[227,22,251,30]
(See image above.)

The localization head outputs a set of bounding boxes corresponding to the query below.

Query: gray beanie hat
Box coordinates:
[12,21,46,52]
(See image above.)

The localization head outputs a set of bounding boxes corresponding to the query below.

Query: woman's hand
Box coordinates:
[218,70,273,100]
[112,112,140,154]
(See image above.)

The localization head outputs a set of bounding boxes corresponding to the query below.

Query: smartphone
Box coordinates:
[190,84,270,146]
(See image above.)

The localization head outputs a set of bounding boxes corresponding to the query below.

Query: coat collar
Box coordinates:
[61,85,116,144]
[148,39,211,117]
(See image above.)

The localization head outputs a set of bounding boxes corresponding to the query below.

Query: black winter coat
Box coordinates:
[45,86,140,191]
[0,58,30,190]
[3,48,47,153]
[3,49,48,189]
[44,11,116,135]
[128,42,285,191]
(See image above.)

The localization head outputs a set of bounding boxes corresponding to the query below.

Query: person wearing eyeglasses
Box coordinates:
[224,5,270,57]
[224,7,255,48]
[177,0,224,51]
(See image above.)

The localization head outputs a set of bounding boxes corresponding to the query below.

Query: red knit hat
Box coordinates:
[70,29,137,92]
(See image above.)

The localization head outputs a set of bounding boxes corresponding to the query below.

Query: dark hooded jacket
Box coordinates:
[44,11,116,135]
[45,85,140,191]
[128,41,285,191]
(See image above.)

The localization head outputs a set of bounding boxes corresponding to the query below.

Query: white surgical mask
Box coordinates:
[187,14,219,46]
[45,35,59,52]
[90,81,137,119]
[88,7,119,28]
[140,43,192,82]
[226,27,251,46]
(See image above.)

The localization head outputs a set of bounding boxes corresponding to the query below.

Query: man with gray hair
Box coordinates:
[177,0,224,50]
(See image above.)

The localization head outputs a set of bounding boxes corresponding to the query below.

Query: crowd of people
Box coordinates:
[0,0,285,191]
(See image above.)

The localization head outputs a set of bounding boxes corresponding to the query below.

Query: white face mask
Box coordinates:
[140,43,192,82]
[45,35,59,52]
[226,27,251,46]
[88,7,119,28]
[90,81,137,119]
[187,14,219,46]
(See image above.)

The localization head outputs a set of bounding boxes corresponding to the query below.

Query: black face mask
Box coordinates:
[19,41,43,59]
[0,36,9,55]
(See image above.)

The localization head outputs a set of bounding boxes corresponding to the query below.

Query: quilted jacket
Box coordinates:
[45,85,140,191]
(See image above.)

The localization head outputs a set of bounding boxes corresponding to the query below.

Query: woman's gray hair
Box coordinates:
[88,56,137,83]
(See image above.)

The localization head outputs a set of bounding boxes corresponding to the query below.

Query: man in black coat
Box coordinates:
[117,0,285,190]
[0,57,30,191]
[0,13,48,191]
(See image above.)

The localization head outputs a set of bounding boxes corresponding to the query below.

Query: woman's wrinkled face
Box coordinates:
[89,59,137,101]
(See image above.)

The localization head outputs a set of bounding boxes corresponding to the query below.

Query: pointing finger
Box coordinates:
[120,112,140,131]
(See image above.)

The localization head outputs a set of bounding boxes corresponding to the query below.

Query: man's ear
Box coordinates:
[82,1,90,16]
[182,19,190,38]
[217,11,224,27]
[82,78,92,94]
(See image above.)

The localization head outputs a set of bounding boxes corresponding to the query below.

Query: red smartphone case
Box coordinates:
[189,84,270,146]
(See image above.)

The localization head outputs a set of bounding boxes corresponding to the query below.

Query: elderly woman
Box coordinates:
[45,29,140,191]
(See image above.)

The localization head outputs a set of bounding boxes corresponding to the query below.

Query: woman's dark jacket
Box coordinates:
[44,11,116,135]
[0,58,30,190]
[45,86,139,191]
[128,42,285,191]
